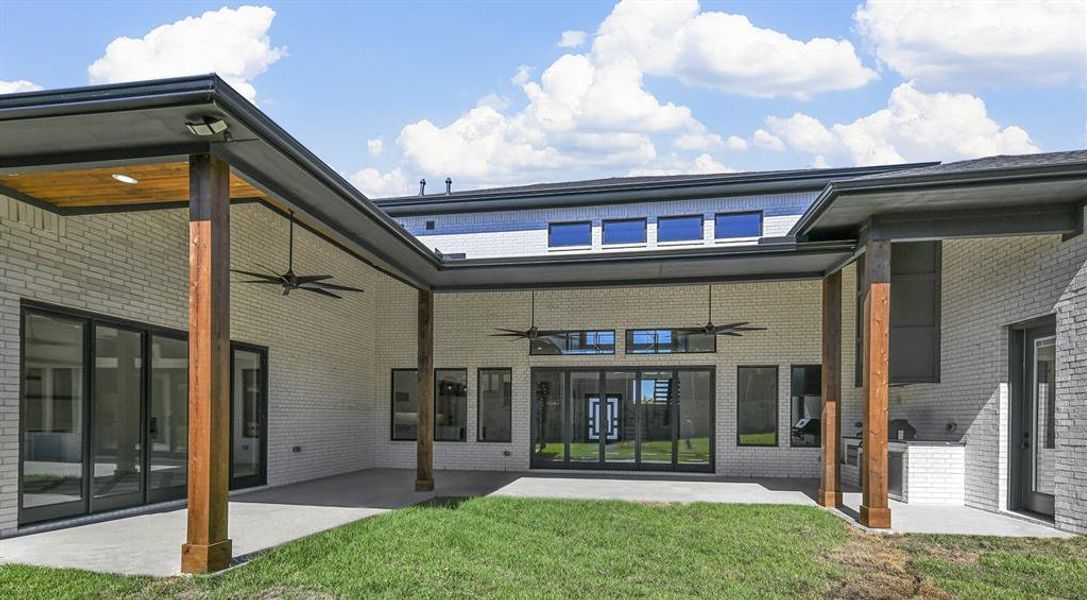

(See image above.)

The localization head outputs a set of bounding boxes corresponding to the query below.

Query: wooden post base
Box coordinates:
[860,505,891,529]
[816,489,843,508]
[181,539,233,574]
[414,478,434,492]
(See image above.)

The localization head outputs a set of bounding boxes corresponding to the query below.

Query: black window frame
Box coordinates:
[601,217,648,246]
[657,214,704,243]
[389,368,418,441]
[788,364,822,448]
[624,328,717,354]
[714,211,763,239]
[547,220,592,248]
[736,365,779,447]
[434,368,469,442]
[477,367,513,443]
[529,330,616,356]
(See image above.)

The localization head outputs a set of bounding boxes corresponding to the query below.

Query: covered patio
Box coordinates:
[0,468,1069,577]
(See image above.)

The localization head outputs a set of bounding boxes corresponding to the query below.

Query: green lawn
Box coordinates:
[1,497,1084,599]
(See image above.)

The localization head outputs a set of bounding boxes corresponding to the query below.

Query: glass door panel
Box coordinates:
[148,335,188,501]
[676,370,712,466]
[231,347,266,488]
[569,372,602,464]
[603,371,637,465]
[21,312,87,523]
[639,371,675,466]
[91,326,143,511]
[532,371,566,465]
[1032,337,1056,497]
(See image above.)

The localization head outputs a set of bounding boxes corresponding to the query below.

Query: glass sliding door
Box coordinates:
[603,371,637,466]
[21,312,88,524]
[530,367,714,472]
[148,335,188,502]
[639,371,675,467]
[91,325,143,512]
[532,370,565,465]
[568,371,602,464]
[231,345,267,489]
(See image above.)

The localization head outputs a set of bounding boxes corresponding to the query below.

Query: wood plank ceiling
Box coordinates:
[2,161,265,208]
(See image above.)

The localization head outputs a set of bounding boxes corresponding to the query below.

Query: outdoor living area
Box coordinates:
[0,468,1069,578]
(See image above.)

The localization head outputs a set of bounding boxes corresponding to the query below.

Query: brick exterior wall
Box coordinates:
[0,198,378,535]
[398,192,817,258]
[903,444,966,506]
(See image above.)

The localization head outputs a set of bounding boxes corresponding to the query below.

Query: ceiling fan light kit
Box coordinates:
[232,211,365,299]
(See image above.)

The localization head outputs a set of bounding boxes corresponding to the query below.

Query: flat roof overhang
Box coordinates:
[789,159,1087,242]
[429,239,855,290]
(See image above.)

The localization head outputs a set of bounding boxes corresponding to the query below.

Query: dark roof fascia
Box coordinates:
[437,238,855,270]
[788,161,1087,238]
[375,163,937,216]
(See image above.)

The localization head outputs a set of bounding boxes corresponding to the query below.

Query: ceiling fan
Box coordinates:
[491,291,564,351]
[231,211,365,299]
[677,285,766,337]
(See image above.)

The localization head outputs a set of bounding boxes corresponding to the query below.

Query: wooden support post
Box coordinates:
[860,240,892,529]
[181,154,233,573]
[415,288,435,492]
[818,270,843,508]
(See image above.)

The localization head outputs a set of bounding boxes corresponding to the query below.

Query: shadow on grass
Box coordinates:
[411,496,472,510]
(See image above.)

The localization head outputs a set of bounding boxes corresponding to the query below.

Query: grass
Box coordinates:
[1,497,1084,599]
[739,432,777,445]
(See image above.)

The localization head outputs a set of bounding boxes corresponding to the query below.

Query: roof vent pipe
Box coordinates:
[418,178,426,196]
[445,177,453,195]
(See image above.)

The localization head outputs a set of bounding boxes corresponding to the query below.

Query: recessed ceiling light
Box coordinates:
[111,173,138,184]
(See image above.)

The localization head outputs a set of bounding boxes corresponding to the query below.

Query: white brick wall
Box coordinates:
[903,444,966,506]
[400,192,817,258]
[0,198,379,534]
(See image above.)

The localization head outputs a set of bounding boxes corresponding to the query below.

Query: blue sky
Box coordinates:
[1,1,1084,197]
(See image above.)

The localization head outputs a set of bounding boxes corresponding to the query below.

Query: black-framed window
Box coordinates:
[477,368,512,442]
[657,215,704,242]
[789,365,821,448]
[530,330,616,355]
[737,365,778,446]
[548,221,591,248]
[390,368,418,441]
[625,329,715,354]
[715,211,762,239]
[435,369,468,442]
[602,218,647,245]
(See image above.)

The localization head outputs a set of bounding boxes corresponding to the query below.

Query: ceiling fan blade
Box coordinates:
[236,279,286,285]
[532,330,568,337]
[231,269,282,282]
[299,286,342,299]
[492,328,530,335]
[673,326,708,334]
[729,326,767,332]
[718,331,743,337]
[307,281,365,293]
[491,332,530,338]
[253,263,285,277]
[713,322,750,331]
[294,274,334,284]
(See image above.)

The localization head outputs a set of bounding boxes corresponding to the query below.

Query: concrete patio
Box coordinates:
[0,468,1070,576]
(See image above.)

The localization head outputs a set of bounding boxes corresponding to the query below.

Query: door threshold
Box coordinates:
[1004,508,1057,528]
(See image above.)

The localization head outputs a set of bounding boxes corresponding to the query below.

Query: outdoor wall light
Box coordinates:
[185,116,229,137]
[111,173,138,184]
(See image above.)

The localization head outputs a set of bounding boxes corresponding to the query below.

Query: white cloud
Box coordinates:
[476,93,510,111]
[557,30,587,48]
[725,135,748,151]
[855,0,1087,87]
[628,153,732,176]
[0,80,42,94]
[753,129,785,151]
[593,0,876,99]
[87,5,285,102]
[366,138,383,156]
[765,82,1040,166]
[349,167,412,198]
[511,65,534,86]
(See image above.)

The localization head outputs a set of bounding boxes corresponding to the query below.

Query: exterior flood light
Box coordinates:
[185,116,229,137]
[111,173,138,184]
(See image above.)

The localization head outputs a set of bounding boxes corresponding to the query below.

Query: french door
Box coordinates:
[19,303,268,526]
[531,367,714,472]
[1012,322,1057,517]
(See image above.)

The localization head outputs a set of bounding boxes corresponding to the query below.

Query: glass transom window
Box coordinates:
[715,211,762,239]
[602,218,647,245]
[530,330,616,355]
[548,221,592,247]
[657,215,703,242]
[625,329,716,354]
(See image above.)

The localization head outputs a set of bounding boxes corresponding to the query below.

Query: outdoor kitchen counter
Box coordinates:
[841,436,966,505]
